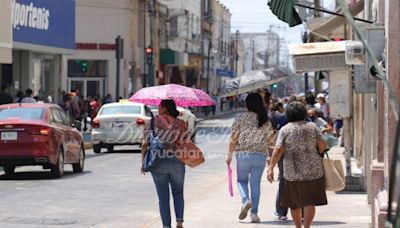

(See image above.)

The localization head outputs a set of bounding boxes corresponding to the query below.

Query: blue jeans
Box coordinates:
[151,157,185,227]
[236,153,267,214]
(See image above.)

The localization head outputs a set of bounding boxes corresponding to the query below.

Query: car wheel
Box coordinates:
[51,148,64,178]
[93,144,101,153]
[107,144,114,152]
[3,165,15,175]
[72,145,85,173]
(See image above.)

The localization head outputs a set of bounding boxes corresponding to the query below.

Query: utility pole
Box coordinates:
[235,30,239,76]
[206,38,212,92]
[115,35,124,101]
[147,0,156,86]
[142,0,147,87]
[252,38,255,70]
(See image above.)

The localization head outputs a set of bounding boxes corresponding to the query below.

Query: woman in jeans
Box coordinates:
[226,93,273,223]
[267,101,328,228]
[141,99,188,228]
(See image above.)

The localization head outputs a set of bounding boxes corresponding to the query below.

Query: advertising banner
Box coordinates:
[12,0,75,51]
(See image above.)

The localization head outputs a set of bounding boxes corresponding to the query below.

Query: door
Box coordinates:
[56,108,80,163]
[68,78,104,100]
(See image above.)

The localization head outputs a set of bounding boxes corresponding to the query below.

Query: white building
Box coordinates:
[159,0,202,88]
[61,0,140,101]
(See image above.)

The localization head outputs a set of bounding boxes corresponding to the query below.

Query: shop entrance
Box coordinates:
[68,78,105,99]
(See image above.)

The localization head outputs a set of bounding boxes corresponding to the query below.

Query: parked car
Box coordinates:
[149,106,197,139]
[91,102,152,153]
[0,103,85,178]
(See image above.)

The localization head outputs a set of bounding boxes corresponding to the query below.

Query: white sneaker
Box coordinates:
[250,213,261,223]
[238,200,252,220]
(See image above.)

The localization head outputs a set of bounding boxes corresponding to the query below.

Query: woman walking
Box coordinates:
[141,99,188,228]
[226,93,273,223]
[267,101,328,228]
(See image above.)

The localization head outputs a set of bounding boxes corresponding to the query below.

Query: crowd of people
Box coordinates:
[225,89,339,228]
[0,85,117,132]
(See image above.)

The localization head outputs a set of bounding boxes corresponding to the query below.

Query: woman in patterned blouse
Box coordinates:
[226,93,273,223]
[267,101,328,228]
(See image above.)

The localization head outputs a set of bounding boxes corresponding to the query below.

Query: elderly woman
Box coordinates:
[267,101,328,228]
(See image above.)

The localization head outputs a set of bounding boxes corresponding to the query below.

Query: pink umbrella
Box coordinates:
[129,84,215,107]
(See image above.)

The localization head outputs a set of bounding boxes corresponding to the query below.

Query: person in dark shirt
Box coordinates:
[0,85,13,105]
[269,102,289,220]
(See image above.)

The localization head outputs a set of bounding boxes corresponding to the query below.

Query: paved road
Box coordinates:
[0,114,237,228]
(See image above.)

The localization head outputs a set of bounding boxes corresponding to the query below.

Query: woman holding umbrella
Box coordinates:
[141,99,189,228]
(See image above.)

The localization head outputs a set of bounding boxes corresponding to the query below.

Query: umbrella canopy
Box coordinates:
[219,68,288,98]
[129,84,215,107]
[268,0,303,27]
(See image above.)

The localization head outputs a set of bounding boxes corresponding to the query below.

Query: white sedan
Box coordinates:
[149,106,197,139]
[91,102,152,153]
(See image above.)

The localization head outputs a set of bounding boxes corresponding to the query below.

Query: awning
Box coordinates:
[309,0,364,39]
[160,49,178,65]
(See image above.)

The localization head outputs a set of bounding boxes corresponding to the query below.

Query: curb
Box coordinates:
[84,142,93,150]
[196,108,244,123]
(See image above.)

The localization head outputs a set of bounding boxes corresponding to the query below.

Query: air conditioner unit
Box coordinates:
[345,41,365,65]
[292,52,347,73]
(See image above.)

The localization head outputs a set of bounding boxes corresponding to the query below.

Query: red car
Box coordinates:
[0,103,85,178]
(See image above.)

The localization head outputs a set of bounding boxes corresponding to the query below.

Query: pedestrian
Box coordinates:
[141,99,188,228]
[13,91,24,103]
[307,108,333,134]
[267,101,328,228]
[21,88,37,103]
[0,85,13,105]
[315,93,330,120]
[226,93,273,223]
[305,92,324,119]
[268,102,289,221]
[103,94,113,104]
[90,97,101,121]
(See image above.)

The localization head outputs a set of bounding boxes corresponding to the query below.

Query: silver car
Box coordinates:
[91,102,152,153]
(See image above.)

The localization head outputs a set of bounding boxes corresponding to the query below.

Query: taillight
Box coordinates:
[40,129,51,136]
[92,118,100,128]
[136,118,145,125]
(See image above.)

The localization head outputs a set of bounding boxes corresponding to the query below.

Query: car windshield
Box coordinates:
[100,106,141,115]
[0,107,44,120]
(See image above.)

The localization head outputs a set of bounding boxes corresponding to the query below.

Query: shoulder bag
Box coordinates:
[322,151,346,191]
[142,118,165,172]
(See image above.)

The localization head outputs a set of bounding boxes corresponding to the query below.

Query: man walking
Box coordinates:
[0,85,13,105]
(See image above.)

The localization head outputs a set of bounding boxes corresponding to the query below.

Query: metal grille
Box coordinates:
[292,53,347,72]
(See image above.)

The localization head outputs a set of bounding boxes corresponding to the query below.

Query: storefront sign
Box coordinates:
[76,43,116,51]
[12,0,75,50]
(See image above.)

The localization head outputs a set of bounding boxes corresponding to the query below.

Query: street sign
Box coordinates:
[216,69,235,78]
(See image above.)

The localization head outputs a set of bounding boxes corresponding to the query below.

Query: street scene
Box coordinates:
[0,0,399,228]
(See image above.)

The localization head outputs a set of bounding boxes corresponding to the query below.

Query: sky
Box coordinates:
[218,0,305,44]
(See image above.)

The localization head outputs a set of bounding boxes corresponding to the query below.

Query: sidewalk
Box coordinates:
[148,147,371,228]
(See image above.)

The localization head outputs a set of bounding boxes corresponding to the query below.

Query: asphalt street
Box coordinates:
[0,114,237,228]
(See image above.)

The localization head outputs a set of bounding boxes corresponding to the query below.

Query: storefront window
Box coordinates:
[68,60,107,77]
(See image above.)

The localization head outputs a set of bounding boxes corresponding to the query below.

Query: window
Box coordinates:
[68,60,107,77]
[50,109,65,125]
[99,105,141,115]
[170,17,178,38]
[57,109,71,126]
[0,108,44,120]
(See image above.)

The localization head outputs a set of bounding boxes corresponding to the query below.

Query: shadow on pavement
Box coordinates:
[256,220,346,226]
[0,170,92,181]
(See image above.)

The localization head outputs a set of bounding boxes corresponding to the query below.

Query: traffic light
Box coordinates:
[81,62,88,73]
[272,83,278,89]
[145,46,153,64]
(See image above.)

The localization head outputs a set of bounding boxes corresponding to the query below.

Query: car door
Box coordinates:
[57,108,80,163]
[49,108,68,162]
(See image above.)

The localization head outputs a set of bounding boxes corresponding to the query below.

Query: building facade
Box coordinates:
[61,0,140,101]
[1,0,75,104]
